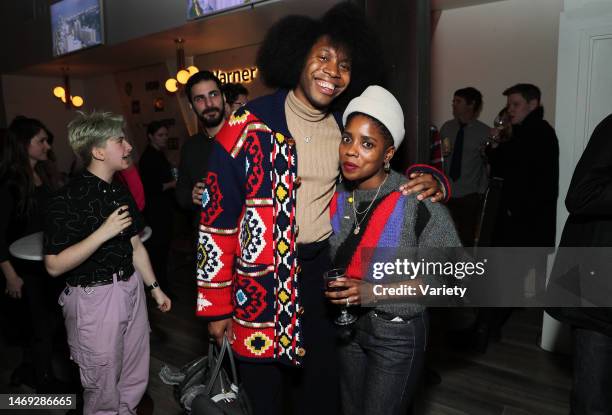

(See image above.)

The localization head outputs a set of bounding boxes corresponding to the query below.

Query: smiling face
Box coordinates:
[148,126,169,150]
[339,114,395,190]
[27,129,51,164]
[294,36,351,111]
[506,93,538,125]
[189,79,225,128]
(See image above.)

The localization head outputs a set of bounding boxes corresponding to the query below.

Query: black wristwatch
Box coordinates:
[146,281,160,292]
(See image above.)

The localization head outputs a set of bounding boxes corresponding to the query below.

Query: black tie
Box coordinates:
[450,123,466,181]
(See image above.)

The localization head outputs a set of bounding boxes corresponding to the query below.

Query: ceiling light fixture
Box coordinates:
[52,69,84,109]
[165,38,199,93]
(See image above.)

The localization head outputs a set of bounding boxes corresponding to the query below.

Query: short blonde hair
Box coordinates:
[68,111,124,166]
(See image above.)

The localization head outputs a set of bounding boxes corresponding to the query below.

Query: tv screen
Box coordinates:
[51,0,104,57]
[187,0,265,20]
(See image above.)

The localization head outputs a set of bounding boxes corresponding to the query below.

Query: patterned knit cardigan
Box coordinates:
[196,90,451,366]
[196,89,342,366]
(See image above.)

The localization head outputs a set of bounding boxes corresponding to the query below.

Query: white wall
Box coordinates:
[431,0,563,128]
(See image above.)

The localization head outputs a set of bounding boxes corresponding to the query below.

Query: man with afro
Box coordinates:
[195,3,448,414]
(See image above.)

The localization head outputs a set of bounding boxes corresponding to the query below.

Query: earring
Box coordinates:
[384,160,390,172]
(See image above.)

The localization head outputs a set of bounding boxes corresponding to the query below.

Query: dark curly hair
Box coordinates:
[256,2,384,110]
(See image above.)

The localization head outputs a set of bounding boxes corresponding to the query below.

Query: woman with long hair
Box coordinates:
[0,116,66,392]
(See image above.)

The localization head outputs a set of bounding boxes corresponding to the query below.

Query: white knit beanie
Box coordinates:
[342,85,405,148]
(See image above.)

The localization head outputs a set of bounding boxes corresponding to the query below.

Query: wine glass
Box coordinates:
[489,114,510,144]
[493,114,505,130]
[324,268,357,326]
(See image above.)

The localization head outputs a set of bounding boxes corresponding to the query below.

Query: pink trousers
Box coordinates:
[59,273,150,415]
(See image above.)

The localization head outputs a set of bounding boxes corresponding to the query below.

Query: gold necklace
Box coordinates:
[351,174,389,235]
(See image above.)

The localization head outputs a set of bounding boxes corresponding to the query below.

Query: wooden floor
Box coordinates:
[419,310,571,415]
[0,244,572,415]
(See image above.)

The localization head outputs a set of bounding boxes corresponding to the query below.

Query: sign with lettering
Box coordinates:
[213,67,258,84]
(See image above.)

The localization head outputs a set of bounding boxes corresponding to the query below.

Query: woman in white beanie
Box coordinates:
[325,86,461,414]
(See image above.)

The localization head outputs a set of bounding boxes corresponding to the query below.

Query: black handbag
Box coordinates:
[160,336,252,414]
[190,336,252,415]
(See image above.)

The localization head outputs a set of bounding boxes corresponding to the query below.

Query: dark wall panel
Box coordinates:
[364,0,431,168]
[0,0,53,73]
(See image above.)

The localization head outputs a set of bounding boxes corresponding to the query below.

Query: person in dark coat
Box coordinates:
[547,113,612,415]
[176,71,226,212]
[474,84,560,352]
[139,120,176,294]
[487,83,559,248]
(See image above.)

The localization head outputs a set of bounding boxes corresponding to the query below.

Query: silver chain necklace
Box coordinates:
[351,174,389,235]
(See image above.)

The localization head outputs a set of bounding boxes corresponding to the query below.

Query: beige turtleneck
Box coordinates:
[285,90,341,243]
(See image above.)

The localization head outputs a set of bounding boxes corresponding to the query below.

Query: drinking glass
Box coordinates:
[324,268,357,326]
[490,115,510,143]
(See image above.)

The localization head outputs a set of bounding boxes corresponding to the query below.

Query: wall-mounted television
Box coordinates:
[51,0,104,57]
[187,0,266,20]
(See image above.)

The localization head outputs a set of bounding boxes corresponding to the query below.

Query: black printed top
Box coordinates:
[44,170,144,284]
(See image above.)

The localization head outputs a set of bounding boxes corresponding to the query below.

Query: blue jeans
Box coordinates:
[572,328,612,415]
[339,310,428,415]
